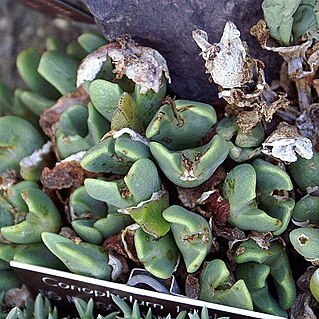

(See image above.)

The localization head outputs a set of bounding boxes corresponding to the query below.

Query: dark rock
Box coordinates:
[82,0,283,103]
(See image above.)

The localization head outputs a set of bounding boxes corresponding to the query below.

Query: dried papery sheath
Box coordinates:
[59,151,86,164]
[250,20,319,110]
[104,128,150,146]
[192,22,252,89]
[77,35,170,93]
[193,21,288,132]
[262,122,313,162]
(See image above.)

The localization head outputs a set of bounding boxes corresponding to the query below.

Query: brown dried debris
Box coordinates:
[4,285,32,309]
[176,166,229,224]
[103,232,129,258]
[251,20,319,111]
[177,166,226,209]
[290,293,317,319]
[40,161,97,190]
[0,169,19,191]
[198,190,230,225]
[185,274,200,300]
[40,86,89,138]
[193,21,289,132]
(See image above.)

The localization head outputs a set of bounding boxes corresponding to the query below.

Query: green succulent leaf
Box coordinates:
[228,202,282,232]
[259,195,294,235]
[1,189,62,244]
[199,259,253,311]
[85,158,160,209]
[89,80,123,122]
[223,164,256,210]
[235,123,265,148]
[290,227,319,261]
[235,240,296,310]
[46,37,65,52]
[81,134,150,174]
[150,134,229,188]
[87,102,111,145]
[288,152,319,191]
[20,91,55,116]
[127,191,170,238]
[85,178,135,208]
[93,213,133,239]
[0,116,44,174]
[111,92,144,133]
[16,48,59,100]
[78,32,108,53]
[132,77,167,127]
[42,232,112,279]
[162,205,212,273]
[216,116,238,141]
[66,41,87,60]
[310,268,319,303]
[135,228,179,279]
[70,186,107,219]
[146,99,216,150]
[237,262,288,317]
[71,220,104,245]
[5,180,40,212]
[262,0,302,45]
[38,51,78,95]
[252,159,293,194]
[293,195,319,223]
[228,142,261,162]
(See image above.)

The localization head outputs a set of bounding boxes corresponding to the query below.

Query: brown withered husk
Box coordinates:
[40,161,98,190]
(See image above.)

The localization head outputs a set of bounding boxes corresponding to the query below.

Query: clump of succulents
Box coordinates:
[1,293,229,319]
[2,1,319,318]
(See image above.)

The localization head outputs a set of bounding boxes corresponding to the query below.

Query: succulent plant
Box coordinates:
[146,99,217,150]
[262,0,319,46]
[0,187,61,244]
[0,116,44,174]
[199,259,253,310]
[150,134,229,188]
[235,240,296,313]
[134,228,179,279]
[3,8,319,317]
[292,195,319,224]
[162,205,212,273]
[41,232,112,280]
[288,152,319,191]
[222,161,294,233]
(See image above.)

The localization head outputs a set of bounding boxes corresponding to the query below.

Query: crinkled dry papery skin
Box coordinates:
[222,70,289,133]
[192,22,254,89]
[251,20,319,110]
[251,20,313,78]
[290,292,317,319]
[193,22,289,132]
[77,35,170,94]
[297,103,319,151]
[262,122,313,162]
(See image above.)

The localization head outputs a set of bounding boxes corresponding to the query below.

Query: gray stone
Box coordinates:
[83,0,283,102]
